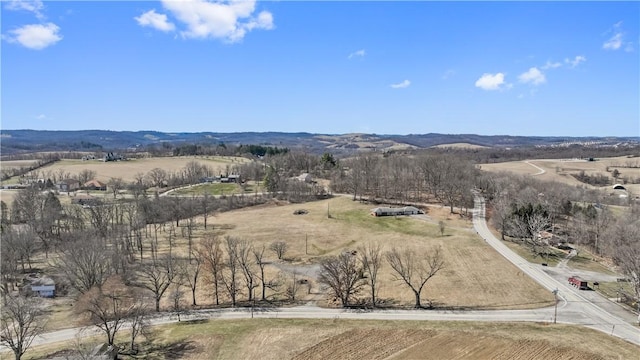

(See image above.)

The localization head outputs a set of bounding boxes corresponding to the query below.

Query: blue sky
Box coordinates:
[2,1,639,137]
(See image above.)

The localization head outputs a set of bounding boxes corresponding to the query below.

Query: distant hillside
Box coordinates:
[1,129,638,156]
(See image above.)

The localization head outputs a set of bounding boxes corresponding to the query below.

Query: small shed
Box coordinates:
[30,277,55,298]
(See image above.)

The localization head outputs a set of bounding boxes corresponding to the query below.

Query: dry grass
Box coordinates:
[432,142,490,149]
[34,156,250,183]
[0,159,41,169]
[480,156,640,196]
[28,319,640,360]
[0,189,19,204]
[28,196,554,336]
[199,196,554,309]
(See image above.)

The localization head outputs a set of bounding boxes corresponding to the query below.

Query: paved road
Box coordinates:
[5,195,639,353]
[472,195,639,345]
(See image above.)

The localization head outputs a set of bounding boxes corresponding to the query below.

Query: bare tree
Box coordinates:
[610,216,640,305]
[358,243,383,308]
[236,239,257,302]
[107,177,124,199]
[318,252,365,307]
[77,275,133,346]
[252,245,269,301]
[269,241,288,260]
[221,236,240,307]
[386,246,445,308]
[146,168,167,188]
[136,256,176,312]
[284,271,300,301]
[128,300,150,354]
[184,254,202,306]
[0,295,46,360]
[55,233,114,294]
[198,235,224,306]
[78,169,97,185]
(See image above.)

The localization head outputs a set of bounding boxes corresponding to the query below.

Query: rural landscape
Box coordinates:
[1,130,639,359]
[3,1,639,359]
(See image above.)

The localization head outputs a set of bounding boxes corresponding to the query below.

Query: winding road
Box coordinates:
[5,195,639,354]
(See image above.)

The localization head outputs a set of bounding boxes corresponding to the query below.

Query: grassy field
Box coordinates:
[31,156,251,183]
[200,196,555,309]
[431,142,490,149]
[28,318,640,360]
[479,156,640,195]
[170,182,264,196]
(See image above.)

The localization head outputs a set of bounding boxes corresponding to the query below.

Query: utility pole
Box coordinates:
[552,289,559,324]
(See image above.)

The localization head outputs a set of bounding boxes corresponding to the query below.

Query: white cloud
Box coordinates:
[348,49,366,59]
[474,73,506,91]
[442,69,456,80]
[603,32,623,50]
[518,67,546,85]
[4,0,45,19]
[5,23,62,50]
[602,21,631,51]
[135,9,176,32]
[159,0,274,43]
[390,80,411,89]
[565,55,586,68]
[35,114,46,120]
[541,61,562,70]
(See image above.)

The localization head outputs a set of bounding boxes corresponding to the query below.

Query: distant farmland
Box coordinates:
[34,156,251,183]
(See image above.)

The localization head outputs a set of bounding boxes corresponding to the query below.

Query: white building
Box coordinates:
[30,277,55,298]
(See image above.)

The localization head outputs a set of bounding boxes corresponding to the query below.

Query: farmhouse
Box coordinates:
[30,276,56,298]
[56,179,80,192]
[83,179,107,191]
[370,206,423,217]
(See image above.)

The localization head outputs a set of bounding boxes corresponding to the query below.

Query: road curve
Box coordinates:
[473,195,639,345]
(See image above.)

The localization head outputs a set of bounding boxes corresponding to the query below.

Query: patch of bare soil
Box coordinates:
[292,328,433,360]
[389,332,605,360]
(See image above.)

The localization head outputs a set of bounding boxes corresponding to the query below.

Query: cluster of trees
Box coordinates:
[330,153,478,213]
[571,170,611,186]
[318,243,444,309]
[487,172,640,303]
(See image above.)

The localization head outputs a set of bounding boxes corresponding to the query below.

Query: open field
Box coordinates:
[431,142,490,149]
[29,319,640,360]
[31,156,251,183]
[169,182,264,196]
[203,196,555,309]
[0,159,41,169]
[479,155,640,195]
[0,189,19,204]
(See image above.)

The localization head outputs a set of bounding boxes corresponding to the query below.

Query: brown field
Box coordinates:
[30,319,640,360]
[197,196,554,309]
[432,142,490,149]
[0,159,41,169]
[33,156,251,183]
[0,189,19,204]
[480,156,640,195]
